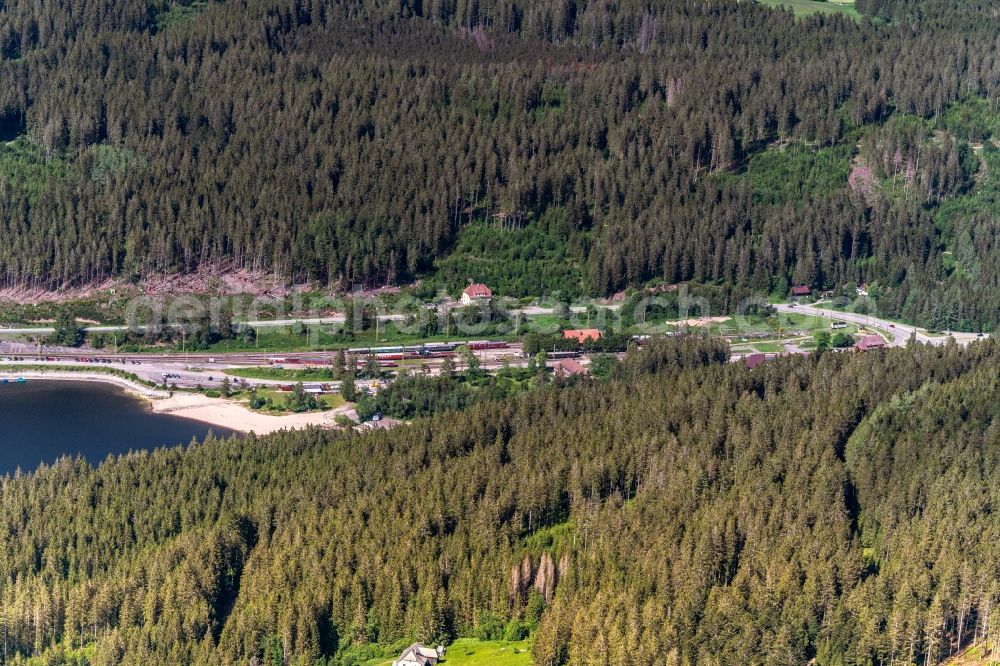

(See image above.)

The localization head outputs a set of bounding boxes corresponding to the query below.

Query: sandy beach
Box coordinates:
[0,370,348,435]
[149,392,346,434]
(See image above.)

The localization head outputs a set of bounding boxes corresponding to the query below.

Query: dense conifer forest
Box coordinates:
[6,0,1000,327]
[0,338,997,664]
[9,1,1000,663]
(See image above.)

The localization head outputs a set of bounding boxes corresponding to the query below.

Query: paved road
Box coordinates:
[0,303,598,336]
[0,342,528,388]
[773,303,985,347]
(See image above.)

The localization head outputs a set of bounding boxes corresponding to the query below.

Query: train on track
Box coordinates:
[348,340,509,355]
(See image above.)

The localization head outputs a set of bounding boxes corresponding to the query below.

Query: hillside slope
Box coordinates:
[0,340,999,663]
[4,0,1000,326]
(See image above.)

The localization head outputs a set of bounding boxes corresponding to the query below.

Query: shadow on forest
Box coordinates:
[0,112,25,143]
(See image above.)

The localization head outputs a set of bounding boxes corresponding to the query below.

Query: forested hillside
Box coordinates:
[7,0,1000,326]
[0,339,999,664]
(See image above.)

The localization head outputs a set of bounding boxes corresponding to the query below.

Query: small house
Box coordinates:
[791,285,811,299]
[460,284,492,305]
[555,358,589,376]
[856,334,886,351]
[392,643,445,666]
[744,353,767,370]
[562,329,602,344]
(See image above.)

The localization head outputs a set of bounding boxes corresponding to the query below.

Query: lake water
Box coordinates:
[0,380,235,474]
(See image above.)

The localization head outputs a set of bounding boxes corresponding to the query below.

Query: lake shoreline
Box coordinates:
[149,393,346,434]
[0,370,347,435]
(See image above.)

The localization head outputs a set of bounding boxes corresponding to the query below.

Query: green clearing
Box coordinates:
[90,143,147,184]
[717,141,854,205]
[752,341,787,353]
[630,311,843,339]
[0,295,115,327]
[936,97,1000,143]
[788,314,861,335]
[364,639,533,666]
[225,366,338,381]
[720,313,835,335]
[432,209,589,297]
[21,644,96,666]
[155,0,209,30]
[253,388,344,412]
[521,313,568,334]
[935,144,1000,280]
[647,313,846,338]
[523,520,574,552]
[0,135,70,204]
[756,0,859,19]
[194,328,343,354]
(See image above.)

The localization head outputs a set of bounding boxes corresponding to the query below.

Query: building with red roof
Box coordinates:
[554,358,589,376]
[856,334,887,351]
[562,329,602,344]
[460,283,493,305]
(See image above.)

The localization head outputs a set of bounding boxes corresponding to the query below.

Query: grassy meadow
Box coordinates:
[756,0,859,18]
[364,639,533,666]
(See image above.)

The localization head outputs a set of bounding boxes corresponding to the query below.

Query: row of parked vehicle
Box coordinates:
[1,356,143,365]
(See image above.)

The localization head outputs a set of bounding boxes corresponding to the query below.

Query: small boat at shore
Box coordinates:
[0,378,26,384]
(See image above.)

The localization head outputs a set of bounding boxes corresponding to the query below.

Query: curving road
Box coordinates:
[773,303,985,347]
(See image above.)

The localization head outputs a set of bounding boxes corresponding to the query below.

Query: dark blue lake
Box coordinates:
[0,380,234,474]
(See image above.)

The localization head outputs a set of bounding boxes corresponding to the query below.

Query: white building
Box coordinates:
[460,283,492,305]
